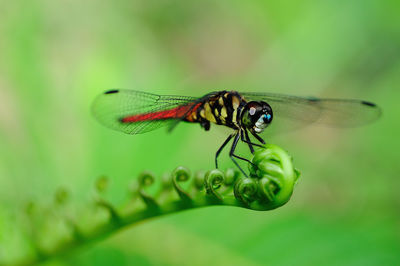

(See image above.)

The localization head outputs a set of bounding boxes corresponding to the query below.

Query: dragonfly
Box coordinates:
[92,89,381,176]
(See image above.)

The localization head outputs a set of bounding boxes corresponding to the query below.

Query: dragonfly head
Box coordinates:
[241,101,273,134]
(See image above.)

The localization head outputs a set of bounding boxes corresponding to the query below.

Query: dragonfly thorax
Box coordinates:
[241,101,273,134]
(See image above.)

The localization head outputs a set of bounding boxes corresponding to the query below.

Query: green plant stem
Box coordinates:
[13,144,300,266]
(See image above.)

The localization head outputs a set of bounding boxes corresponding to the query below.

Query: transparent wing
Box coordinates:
[91,89,198,134]
[241,92,382,134]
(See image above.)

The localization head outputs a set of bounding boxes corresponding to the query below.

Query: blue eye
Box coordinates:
[264,114,271,121]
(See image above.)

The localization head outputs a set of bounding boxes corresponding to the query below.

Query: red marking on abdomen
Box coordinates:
[121,103,201,123]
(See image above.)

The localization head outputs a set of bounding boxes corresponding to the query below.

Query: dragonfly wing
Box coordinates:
[92,89,198,134]
[241,92,381,134]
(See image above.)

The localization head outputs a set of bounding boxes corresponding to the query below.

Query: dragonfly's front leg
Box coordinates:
[241,129,263,154]
[250,129,266,144]
[229,132,256,177]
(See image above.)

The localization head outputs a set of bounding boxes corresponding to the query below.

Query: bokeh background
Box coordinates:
[1,0,399,265]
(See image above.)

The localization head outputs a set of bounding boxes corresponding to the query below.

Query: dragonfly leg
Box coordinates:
[241,129,263,153]
[229,132,254,177]
[250,130,266,144]
[215,133,235,169]
[200,120,210,131]
[241,129,254,153]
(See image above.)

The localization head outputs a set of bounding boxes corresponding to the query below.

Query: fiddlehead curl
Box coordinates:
[12,143,299,265]
[234,144,300,210]
[224,168,240,186]
[204,169,225,200]
[172,166,192,202]
[192,170,206,190]
[233,177,259,205]
[138,171,159,209]
[93,176,121,222]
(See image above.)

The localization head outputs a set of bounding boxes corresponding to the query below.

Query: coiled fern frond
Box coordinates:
[12,144,299,265]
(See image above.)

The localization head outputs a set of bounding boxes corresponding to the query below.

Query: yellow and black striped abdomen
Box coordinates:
[186,91,246,129]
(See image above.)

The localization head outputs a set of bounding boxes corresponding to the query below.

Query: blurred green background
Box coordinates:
[1,0,399,265]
